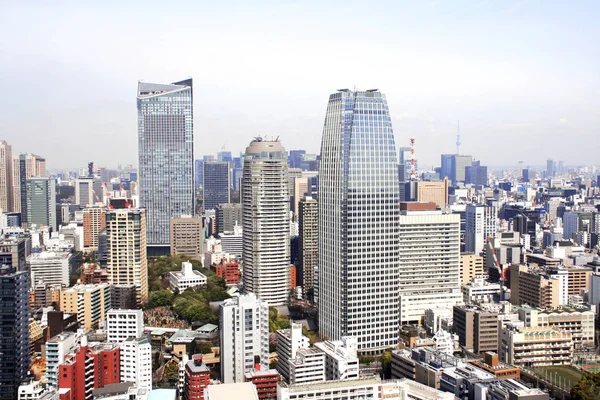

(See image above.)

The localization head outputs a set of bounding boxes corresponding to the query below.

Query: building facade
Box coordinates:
[170,216,203,261]
[465,204,497,256]
[83,206,106,252]
[318,89,400,353]
[203,161,230,210]
[0,141,13,212]
[298,196,317,297]
[120,337,152,390]
[106,309,144,343]
[26,177,56,230]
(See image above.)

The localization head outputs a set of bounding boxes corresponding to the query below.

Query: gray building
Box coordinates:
[0,237,27,271]
[26,177,56,230]
[298,196,317,298]
[137,79,194,254]
[216,203,242,234]
[203,161,230,210]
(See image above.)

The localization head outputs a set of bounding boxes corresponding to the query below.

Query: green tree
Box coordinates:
[148,290,175,308]
[163,359,180,386]
[198,341,213,354]
[381,349,393,379]
[571,372,600,400]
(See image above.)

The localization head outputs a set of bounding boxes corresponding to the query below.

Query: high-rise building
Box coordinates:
[215,203,242,234]
[0,266,30,400]
[18,153,46,224]
[0,237,27,271]
[26,177,56,230]
[318,89,400,353]
[0,141,13,212]
[414,179,448,208]
[546,159,555,179]
[121,337,152,390]
[170,216,203,261]
[460,253,484,285]
[60,283,112,330]
[106,209,148,304]
[28,251,71,288]
[398,204,462,324]
[465,160,488,186]
[203,161,230,210]
[220,293,269,383]
[137,80,194,254]
[242,139,290,306]
[11,157,21,213]
[298,196,317,298]
[465,204,497,256]
[83,205,106,252]
[106,309,144,344]
[183,355,210,400]
[74,178,95,207]
[453,304,499,354]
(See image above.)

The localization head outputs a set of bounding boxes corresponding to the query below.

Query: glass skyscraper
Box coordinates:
[203,160,230,210]
[137,79,194,253]
[318,89,400,353]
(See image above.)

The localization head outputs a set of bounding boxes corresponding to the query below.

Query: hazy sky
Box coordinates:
[2,0,598,170]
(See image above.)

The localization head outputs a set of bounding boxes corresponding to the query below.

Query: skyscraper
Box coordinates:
[18,153,46,225]
[106,208,148,304]
[0,141,13,212]
[242,138,290,306]
[298,196,317,299]
[318,89,400,353]
[203,160,230,210]
[137,79,194,255]
[465,203,497,255]
[26,177,56,230]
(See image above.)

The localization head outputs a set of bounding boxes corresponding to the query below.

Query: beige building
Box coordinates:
[414,178,448,209]
[453,304,499,354]
[170,215,203,262]
[83,205,106,251]
[499,326,573,368]
[293,177,309,220]
[0,141,13,212]
[460,253,484,285]
[11,157,20,212]
[106,208,148,304]
[298,196,317,295]
[509,264,560,309]
[566,266,593,296]
[60,283,111,330]
[12,153,46,214]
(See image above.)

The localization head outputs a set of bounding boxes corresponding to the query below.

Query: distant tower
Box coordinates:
[410,138,416,180]
[456,121,461,155]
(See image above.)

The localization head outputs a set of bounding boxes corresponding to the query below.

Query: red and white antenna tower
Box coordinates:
[410,137,416,180]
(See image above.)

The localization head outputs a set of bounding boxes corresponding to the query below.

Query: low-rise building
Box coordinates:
[18,380,58,400]
[459,253,484,286]
[169,262,207,292]
[499,326,573,368]
[462,277,502,305]
[453,304,499,354]
[244,367,278,400]
[183,354,210,400]
[60,283,111,330]
[313,337,359,381]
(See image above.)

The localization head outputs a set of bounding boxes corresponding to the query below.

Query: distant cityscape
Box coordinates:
[1,81,600,400]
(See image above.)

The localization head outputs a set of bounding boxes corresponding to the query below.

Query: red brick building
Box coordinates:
[214,259,240,285]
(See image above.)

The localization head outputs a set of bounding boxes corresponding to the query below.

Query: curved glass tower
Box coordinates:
[242,139,290,306]
[318,89,400,353]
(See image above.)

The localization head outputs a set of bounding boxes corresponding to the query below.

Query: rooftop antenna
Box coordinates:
[456,121,461,155]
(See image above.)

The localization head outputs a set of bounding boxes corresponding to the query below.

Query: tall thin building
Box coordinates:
[298,196,317,299]
[318,89,400,353]
[203,161,230,210]
[83,205,107,251]
[465,203,497,256]
[106,208,148,304]
[0,141,13,212]
[137,79,194,255]
[242,139,290,306]
[26,177,56,230]
[19,153,45,224]
[0,265,30,400]
[11,157,20,213]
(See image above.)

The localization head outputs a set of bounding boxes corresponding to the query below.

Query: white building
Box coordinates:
[499,325,573,368]
[276,323,311,383]
[106,309,144,343]
[18,380,58,400]
[288,348,326,384]
[120,337,152,390]
[461,277,502,305]
[169,261,207,292]
[205,383,259,400]
[45,332,78,389]
[219,224,243,260]
[220,293,269,383]
[432,330,454,355]
[424,308,453,335]
[465,203,497,256]
[313,337,359,381]
[398,209,462,324]
[28,251,71,288]
[74,178,95,207]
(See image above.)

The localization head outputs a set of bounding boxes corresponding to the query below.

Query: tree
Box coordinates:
[148,290,174,309]
[571,372,600,400]
[381,349,393,379]
[162,358,180,386]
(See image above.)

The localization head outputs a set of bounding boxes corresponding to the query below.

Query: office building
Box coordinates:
[215,203,242,234]
[318,89,400,353]
[60,283,112,330]
[0,266,30,400]
[137,80,194,254]
[82,205,106,252]
[75,178,95,207]
[242,139,290,306]
[28,251,71,288]
[414,179,448,208]
[220,293,269,383]
[106,309,144,343]
[398,205,462,324]
[106,208,148,305]
[499,326,572,368]
[276,323,325,385]
[169,261,207,291]
[509,264,561,309]
[203,161,230,210]
[0,141,12,212]
[220,224,243,259]
[461,277,502,305]
[546,159,554,178]
[298,196,317,297]
[440,154,472,184]
[465,160,488,186]
[121,337,152,390]
[170,216,203,261]
[453,304,499,354]
[46,332,78,390]
[26,177,56,230]
[459,253,484,285]
[465,203,497,255]
[0,237,27,271]
[17,153,46,221]
[313,337,359,381]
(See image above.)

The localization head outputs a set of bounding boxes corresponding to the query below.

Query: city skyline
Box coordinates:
[2,1,599,169]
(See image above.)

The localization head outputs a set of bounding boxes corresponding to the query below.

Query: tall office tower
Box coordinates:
[170,215,203,261]
[194,159,203,189]
[522,168,530,182]
[83,205,107,251]
[318,89,400,353]
[11,157,20,213]
[220,293,269,383]
[298,196,317,299]
[215,203,242,234]
[75,177,95,206]
[242,139,290,306]
[546,159,555,178]
[465,204,497,256]
[121,337,152,390]
[465,160,488,186]
[26,177,56,230]
[106,208,148,305]
[0,141,13,212]
[398,146,412,182]
[18,153,46,224]
[0,266,30,400]
[398,203,462,324]
[203,161,230,210]
[218,151,233,162]
[137,79,194,255]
